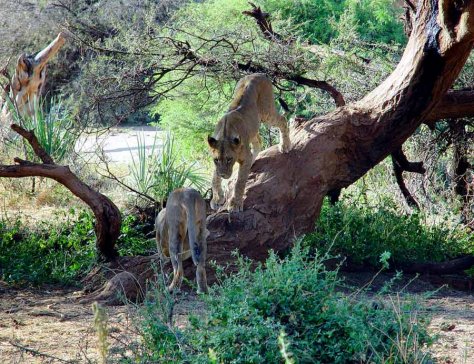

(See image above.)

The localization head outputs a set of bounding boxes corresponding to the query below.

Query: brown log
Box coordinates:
[397,255,474,275]
[205,0,474,264]
[0,124,121,261]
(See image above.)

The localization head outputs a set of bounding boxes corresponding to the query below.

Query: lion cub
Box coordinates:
[155,188,208,293]
[208,73,290,212]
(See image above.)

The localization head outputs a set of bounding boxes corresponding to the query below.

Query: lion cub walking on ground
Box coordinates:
[208,73,290,212]
[156,188,208,293]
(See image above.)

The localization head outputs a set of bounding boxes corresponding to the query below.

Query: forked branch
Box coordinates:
[391,147,426,209]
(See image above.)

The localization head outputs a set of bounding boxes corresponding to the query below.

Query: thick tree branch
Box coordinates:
[428,89,474,121]
[0,124,121,261]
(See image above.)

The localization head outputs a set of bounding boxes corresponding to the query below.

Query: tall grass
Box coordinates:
[128,131,209,203]
[6,96,77,163]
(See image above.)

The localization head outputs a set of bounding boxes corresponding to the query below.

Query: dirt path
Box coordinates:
[0,284,139,363]
[343,273,474,363]
[0,277,473,363]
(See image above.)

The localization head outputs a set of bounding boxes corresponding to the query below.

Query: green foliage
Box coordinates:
[0,210,155,285]
[178,0,405,45]
[128,131,209,203]
[343,0,407,44]
[0,209,96,284]
[137,244,433,363]
[261,0,346,43]
[305,197,473,267]
[152,78,233,161]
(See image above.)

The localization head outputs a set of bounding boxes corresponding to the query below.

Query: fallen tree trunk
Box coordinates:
[206,0,474,263]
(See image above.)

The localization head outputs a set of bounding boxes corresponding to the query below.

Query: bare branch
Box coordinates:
[242,3,345,106]
[242,2,284,43]
[391,147,425,209]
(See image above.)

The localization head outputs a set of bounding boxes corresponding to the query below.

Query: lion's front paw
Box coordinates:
[279,142,290,153]
[228,198,243,212]
[210,196,225,211]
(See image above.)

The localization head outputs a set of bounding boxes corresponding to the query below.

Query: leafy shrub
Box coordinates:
[138,244,433,363]
[305,197,473,267]
[0,210,155,285]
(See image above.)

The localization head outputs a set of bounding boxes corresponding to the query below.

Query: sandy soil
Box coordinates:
[0,275,473,363]
[343,273,474,363]
[0,285,137,363]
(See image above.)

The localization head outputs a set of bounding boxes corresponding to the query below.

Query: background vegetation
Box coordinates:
[0,0,473,362]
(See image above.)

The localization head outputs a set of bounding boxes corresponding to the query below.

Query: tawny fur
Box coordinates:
[155,188,208,293]
[208,73,290,212]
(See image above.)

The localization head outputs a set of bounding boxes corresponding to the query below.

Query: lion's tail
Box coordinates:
[278,97,289,113]
[184,203,201,266]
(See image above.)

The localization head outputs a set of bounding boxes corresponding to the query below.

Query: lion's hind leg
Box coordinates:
[270,114,290,153]
[251,134,262,164]
[167,223,184,292]
[194,225,208,293]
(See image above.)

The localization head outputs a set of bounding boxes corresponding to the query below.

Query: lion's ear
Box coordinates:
[208,135,218,148]
[231,136,240,146]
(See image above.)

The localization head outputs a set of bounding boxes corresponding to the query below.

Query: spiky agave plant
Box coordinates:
[8,96,78,163]
[128,130,209,204]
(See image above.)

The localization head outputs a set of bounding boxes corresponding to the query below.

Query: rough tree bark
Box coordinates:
[206,0,474,263]
[0,124,121,261]
[243,2,429,206]
[1,33,66,118]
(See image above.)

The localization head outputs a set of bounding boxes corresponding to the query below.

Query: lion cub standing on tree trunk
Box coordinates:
[156,188,208,293]
[208,73,291,212]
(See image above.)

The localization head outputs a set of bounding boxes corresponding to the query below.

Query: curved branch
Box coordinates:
[288,75,346,107]
[391,147,425,209]
[242,3,345,107]
[1,124,121,261]
[392,148,426,174]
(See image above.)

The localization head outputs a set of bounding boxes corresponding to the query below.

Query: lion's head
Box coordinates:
[207,134,241,179]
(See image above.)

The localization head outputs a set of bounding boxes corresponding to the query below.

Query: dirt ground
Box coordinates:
[0,275,473,363]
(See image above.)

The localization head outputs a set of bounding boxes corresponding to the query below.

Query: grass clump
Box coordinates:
[305,197,473,267]
[138,243,433,363]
